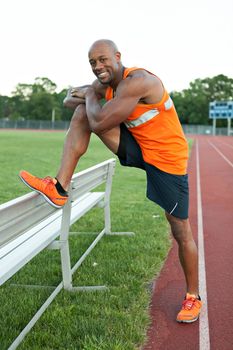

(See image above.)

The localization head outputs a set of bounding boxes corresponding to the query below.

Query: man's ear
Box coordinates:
[115,51,121,62]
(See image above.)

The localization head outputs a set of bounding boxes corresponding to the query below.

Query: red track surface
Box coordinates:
[143,136,233,350]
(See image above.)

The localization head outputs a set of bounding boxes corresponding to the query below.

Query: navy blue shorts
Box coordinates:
[116,124,189,219]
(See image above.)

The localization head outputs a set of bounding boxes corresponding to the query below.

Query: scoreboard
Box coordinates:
[209,101,233,119]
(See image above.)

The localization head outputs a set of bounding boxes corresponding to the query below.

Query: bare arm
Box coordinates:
[85,73,164,133]
[63,86,89,110]
[63,80,106,110]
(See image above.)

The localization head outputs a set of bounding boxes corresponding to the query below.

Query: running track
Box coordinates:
[143,135,233,350]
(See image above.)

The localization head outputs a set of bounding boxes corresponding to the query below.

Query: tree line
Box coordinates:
[0,78,73,123]
[0,75,232,125]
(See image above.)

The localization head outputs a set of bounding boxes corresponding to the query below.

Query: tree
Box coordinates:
[55,89,73,121]
[171,75,233,125]
[201,75,233,101]
[33,77,57,94]
[0,95,11,119]
[1,74,232,124]
[10,78,59,120]
[27,92,55,120]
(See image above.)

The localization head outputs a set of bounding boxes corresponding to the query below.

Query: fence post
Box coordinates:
[212,119,216,136]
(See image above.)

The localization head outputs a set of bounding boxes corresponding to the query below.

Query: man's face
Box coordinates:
[88,44,121,85]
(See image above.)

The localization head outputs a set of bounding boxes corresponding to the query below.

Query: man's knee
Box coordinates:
[165,212,192,243]
[70,104,90,129]
[95,127,121,154]
[72,104,86,120]
[165,212,186,225]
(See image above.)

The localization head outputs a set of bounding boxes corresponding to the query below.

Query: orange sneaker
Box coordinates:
[19,170,68,209]
[176,293,202,323]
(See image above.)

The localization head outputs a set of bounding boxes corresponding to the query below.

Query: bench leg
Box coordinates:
[104,200,135,236]
[60,241,72,290]
[104,202,111,234]
[60,184,73,290]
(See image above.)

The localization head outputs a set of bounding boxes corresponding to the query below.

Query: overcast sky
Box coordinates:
[0,0,232,96]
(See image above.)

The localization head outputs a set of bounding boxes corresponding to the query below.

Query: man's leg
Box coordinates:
[19,104,121,208]
[55,104,91,190]
[165,212,202,323]
[56,104,120,191]
[165,212,198,295]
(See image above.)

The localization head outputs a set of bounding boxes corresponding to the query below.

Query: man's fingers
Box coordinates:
[71,90,81,97]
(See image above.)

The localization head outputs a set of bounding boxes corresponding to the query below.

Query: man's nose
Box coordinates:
[95,61,104,70]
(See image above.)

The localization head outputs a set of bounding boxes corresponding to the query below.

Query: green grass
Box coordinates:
[0,130,172,350]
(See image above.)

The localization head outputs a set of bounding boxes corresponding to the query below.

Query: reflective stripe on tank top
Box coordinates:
[124,109,159,128]
[164,96,173,110]
[124,96,173,129]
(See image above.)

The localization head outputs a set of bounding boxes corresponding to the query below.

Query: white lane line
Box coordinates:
[196,140,210,350]
[218,141,233,150]
[208,140,233,168]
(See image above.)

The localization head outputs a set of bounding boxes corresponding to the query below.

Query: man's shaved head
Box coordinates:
[88,39,119,57]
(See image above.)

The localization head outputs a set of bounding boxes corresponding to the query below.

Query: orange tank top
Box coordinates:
[105,67,188,175]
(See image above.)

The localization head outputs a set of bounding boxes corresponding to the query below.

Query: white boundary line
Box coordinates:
[208,140,233,168]
[217,140,233,150]
[196,140,210,350]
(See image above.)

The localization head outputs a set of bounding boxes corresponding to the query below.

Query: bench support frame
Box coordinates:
[1,159,135,350]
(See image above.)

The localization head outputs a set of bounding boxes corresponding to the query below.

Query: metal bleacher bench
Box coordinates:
[0,158,133,350]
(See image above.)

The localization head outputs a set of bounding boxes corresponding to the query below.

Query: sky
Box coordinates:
[0,0,232,96]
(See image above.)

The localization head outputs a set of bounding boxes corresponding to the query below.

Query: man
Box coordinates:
[19,39,202,323]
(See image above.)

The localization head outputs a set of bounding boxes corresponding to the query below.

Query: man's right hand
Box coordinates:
[70,86,91,99]
[63,87,87,110]
[63,81,105,110]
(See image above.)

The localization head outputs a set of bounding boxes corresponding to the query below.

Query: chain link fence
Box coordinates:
[0,119,231,135]
[0,119,70,130]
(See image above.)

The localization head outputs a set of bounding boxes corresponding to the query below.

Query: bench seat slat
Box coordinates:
[0,159,114,246]
[0,192,105,286]
[0,209,63,259]
[0,204,57,247]
[0,192,54,225]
